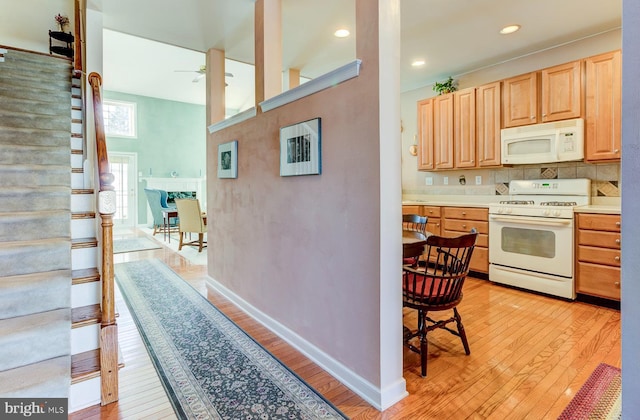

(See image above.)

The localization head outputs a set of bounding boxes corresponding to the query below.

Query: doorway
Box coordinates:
[109,152,138,227]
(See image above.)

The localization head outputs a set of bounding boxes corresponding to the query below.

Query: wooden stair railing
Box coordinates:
[87,72,118,405]
[73,0,83,74]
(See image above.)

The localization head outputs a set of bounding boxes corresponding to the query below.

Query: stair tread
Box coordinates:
[72,304,101,328]
[71,348,125,384]
[71,237,98,249]
[72,189,95,195]
[0,356,70,398]
[71,211,96,219]
[72,267,100,284]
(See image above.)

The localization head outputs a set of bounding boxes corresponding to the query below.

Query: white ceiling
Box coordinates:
[100,0,621,111]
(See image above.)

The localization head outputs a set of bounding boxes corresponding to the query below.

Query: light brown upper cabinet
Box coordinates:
[503,60,582,128]
[502,72,538,128]
[434,93,454,169]
[475,81,501,167]
[417,98,435,170]
[585,50,621,162]
[454,88,476,168]
[540,60,583,122]
[417,85,500,171]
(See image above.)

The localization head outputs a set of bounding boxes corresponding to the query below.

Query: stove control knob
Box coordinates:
[496,207,503,214]
[506,208,512,214]
[553,210,561,217]
[543,209,551,216]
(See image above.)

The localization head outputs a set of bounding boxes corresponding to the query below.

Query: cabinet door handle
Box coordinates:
[615,282,620,286]
[615,256,620,261]
[530,116,535,119]
[616,221,621,227]
[615,239,621,244]
[462,212,466,215]
[462,224,467,228]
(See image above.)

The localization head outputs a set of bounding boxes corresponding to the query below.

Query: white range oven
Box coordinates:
[488,179,591,299]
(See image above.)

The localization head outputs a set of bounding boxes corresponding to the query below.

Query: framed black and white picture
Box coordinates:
[217,140,238,179]
[279,118,321,176]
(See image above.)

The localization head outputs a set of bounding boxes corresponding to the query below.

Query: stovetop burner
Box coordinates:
[540,201,578,206]
[499,200,535,205]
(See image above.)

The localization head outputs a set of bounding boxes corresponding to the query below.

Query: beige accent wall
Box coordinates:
[207,0,404,407]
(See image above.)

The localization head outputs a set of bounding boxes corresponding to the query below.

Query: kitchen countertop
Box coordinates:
[573,205,621,215]
[403,195,622,214]
[402,195,495,208]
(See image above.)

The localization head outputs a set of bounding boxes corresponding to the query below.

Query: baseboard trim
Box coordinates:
[205,276,405,411]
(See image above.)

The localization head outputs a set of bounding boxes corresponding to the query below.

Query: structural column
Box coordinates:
[206,48,226,126]
[254,0,282,109]
[283,68,300,90]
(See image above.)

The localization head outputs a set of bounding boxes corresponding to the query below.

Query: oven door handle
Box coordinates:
[489,215,572,227]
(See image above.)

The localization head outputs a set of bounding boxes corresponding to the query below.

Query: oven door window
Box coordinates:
[501,227,555,258]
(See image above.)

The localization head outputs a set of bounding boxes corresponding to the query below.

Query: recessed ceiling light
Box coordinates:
[334,29,350,38]
[412,60,426,67]
[500,24,521,35]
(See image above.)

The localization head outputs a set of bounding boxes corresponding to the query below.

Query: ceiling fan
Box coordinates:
[174,65,234,83]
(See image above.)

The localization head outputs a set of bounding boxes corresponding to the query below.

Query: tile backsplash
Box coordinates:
[403,162,621,197]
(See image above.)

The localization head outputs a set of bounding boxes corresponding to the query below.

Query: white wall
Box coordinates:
[0,0,74,54]
[621,0,640,413]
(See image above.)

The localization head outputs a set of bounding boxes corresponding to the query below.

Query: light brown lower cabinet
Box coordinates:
[442,207,489,274]
[576,213,621,300]
[402,205,489,274]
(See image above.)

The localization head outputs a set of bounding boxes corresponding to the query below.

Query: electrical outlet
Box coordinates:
[475,175,482,185]
[425,177,433,186]
[443,176,449,185]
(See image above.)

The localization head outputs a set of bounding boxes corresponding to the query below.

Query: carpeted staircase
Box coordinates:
[0,49,76,398]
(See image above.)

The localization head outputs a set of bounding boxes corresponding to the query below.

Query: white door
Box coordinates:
[109,152,138,227]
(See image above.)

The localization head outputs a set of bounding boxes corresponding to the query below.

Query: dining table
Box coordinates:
[402,230,428,261]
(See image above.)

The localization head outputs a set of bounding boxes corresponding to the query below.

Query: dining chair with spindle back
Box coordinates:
[402,231,477,377]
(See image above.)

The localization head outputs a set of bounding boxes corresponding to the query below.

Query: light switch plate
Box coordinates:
[425,177,433,186]
[476,175,482,185]
[444,176,449,185]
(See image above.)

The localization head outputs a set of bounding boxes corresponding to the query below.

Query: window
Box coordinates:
[103,100,137,138]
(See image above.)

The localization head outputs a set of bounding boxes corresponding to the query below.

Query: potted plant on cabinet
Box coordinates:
[433,76,457,95]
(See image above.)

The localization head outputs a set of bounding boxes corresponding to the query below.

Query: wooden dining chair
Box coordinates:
[403,214,428,266]
[403,214,428,235]
[175,198,207,252]
[402,231,477,377]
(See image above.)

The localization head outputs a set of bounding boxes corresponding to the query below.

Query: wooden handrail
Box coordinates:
[87,71,119,405]
[73,0,83,73]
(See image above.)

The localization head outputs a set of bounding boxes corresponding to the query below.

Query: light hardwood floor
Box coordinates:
[70,227,621,419]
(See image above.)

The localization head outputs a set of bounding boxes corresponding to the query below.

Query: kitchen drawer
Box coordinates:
[426,219,441,236]
[403,205,421,215]
[578,245,620,267]
[577,262,620,300]
[443,207,488,221]
[469,246,488,274]
[443,219,489,235]
[422,206,441,218]
[443,229,488,247]
[577,214,621,232]
[577,230,621,249]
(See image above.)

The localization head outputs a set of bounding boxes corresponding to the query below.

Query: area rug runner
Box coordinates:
[558,363,621,419]
[115,259,347,419]
[113,237,162,254]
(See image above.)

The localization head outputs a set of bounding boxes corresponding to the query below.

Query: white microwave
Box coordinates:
[501,118,584,165]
